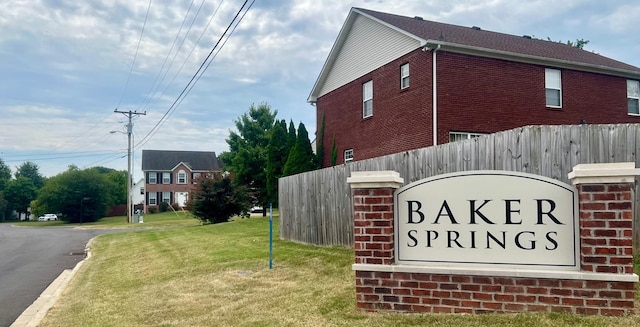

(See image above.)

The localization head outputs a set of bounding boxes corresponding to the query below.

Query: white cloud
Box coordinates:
[1,0,638,177]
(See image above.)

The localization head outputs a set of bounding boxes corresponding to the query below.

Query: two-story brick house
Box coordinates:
[308,8,640,167]
[141,150,223,212]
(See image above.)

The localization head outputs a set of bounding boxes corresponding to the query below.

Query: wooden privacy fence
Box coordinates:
[278,124,640,250]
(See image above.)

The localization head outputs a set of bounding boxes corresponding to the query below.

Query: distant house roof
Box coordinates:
[309,7,640,102]
[141,150,223,171]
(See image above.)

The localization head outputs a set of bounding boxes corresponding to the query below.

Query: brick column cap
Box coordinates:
[569,162,640,185]
[347,171,404,189]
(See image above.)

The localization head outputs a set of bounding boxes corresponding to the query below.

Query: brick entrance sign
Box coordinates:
[347,163,639,316]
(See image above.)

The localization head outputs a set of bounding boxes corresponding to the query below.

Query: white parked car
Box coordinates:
[38,214,58,221]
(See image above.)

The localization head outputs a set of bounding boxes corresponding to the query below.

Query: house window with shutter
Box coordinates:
[363,80,373,118]
[628,80,640,115]
[400,63,410,89]
[545,69,562,108]
[148,172,157,184]
[162,172,171,184]
[149,192,157,205]
[162,192,171,203]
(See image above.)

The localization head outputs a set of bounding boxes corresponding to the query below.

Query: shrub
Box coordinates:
[148,207,158,214]
[159,202,169,212]
[171,203,181,211]
[186,172,248,224]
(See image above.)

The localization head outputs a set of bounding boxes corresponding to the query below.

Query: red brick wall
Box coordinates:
[355,271,634,315]
[317,50,640,167]
[316,49,432,167]
[351,179,636,316]
[578,183,634,274]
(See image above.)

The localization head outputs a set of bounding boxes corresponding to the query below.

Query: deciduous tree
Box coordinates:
[36,167,110,223]
[15,161,44,189]
[4,177,38,219]
[222,103,277,210]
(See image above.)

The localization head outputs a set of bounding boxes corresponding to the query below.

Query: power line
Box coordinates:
[116,0,153,108]
[135,0,253,149]
[139,0,225,116]
[135,0,199,113]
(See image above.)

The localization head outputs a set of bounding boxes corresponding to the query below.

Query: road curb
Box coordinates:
[10,238,95,327]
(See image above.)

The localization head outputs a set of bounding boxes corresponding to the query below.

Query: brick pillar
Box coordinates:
[347,171,404,266]
[569,163,638,276]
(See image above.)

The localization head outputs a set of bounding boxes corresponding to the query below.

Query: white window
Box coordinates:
[449,132,485,143]
[162,172,170,184]
[177,170,187,184]
[363,80,373,118]
[344,149,354,163]
[140,187,144,195]
[545,69,562,108]
[149,192,157,205]
[192,172,201,184]
[148,172,157,184]
[401,63,410,89]
[628,80,640,115]
[162,192,171,203]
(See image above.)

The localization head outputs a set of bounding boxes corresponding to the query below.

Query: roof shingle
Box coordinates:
[141,150,223,171]
[356,8,640,73]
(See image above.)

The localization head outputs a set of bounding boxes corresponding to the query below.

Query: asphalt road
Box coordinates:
[0,223,125,327]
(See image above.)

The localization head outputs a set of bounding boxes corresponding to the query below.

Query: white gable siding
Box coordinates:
[317,15,420,98]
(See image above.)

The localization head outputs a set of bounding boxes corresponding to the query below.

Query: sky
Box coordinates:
[1,0,639,179]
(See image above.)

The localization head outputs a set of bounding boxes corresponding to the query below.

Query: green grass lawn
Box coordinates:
[39,213,640,326]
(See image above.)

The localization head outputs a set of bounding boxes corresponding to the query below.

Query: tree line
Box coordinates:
[0,159,126,223]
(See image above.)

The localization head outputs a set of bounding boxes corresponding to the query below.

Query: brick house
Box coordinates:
[141,150,223,212]
[308,8,640,167]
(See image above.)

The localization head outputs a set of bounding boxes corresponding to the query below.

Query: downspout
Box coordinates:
[432,44,441,146]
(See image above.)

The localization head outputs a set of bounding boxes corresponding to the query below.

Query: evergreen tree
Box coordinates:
[266,120,290,206]
[330,137,338,166]
[287,120,297,151]
[283,122,316,176]
[187,172,248,224]
[316,113,326,168]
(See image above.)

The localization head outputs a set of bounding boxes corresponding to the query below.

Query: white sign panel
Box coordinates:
[395,171,579,270]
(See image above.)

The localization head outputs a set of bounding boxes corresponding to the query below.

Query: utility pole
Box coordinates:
[114,109,146,223]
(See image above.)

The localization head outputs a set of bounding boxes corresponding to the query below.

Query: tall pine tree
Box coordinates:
[266,120,290,206]
[283,122,316,176]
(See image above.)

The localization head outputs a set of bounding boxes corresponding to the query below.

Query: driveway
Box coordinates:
[0,223,125,327]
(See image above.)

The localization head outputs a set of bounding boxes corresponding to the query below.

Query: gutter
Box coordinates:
[425,44,441,146]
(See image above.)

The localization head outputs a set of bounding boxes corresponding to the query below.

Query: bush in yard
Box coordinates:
[187,172,248,224]
[159,202,169,212]
[171,203,181,211]
[148,207,158,214]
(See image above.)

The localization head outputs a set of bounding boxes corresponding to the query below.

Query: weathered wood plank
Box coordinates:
[278,124,640,250]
